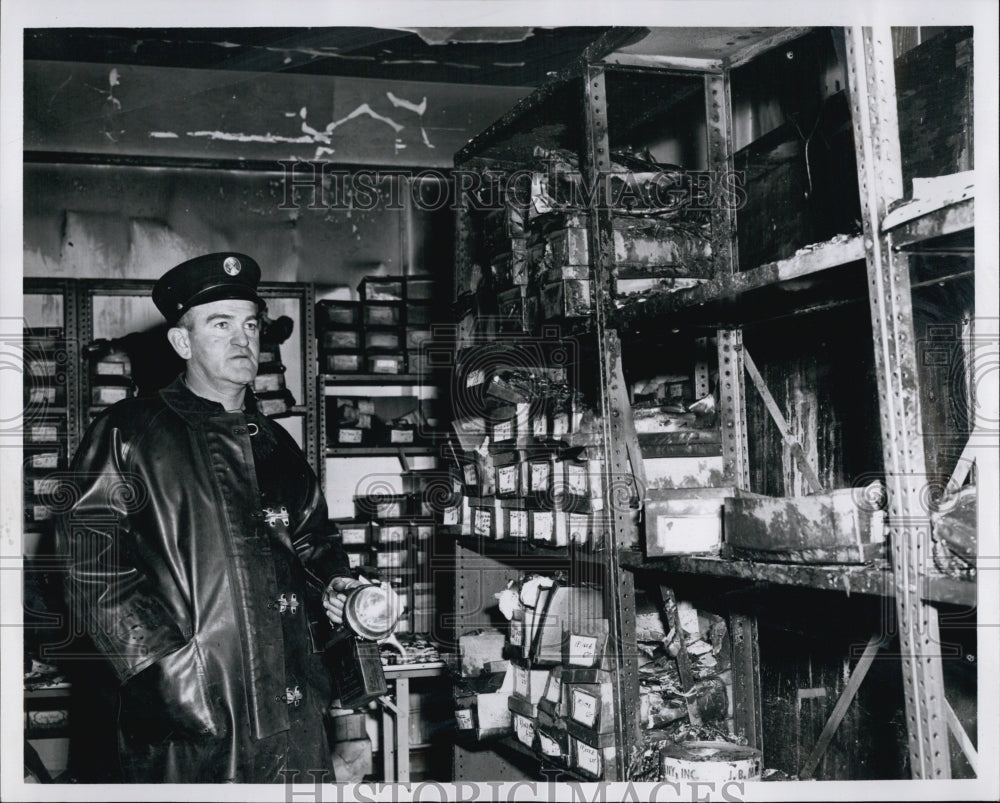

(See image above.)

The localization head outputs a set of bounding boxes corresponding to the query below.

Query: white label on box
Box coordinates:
[569,514,589,545]
[34,478,59,496]
[510,619,523,647]
[376,550,405,568]
[655,513,720,553]
[379,501,403,518]
[532,511,553,542]
[566,464,588,495]
[497,464,518,494]
[32,360,57,376]
[338,428,363,444]
[96,361,127,376]
[552,413,569,437]
[532,414,547,438]
[545,674,562,704]
[254,373,283,392]
[416,525,432,541]
[508,510,528,540]
[373,358,399,374]
[514,664,529,698]
[569,635,599,666]
[341,527,367,545]
[474,508,492,537]
[538,731,561,757]
[466,368,485,388]
[390,428,414,444]
[33,505,52,521]
[455,709,474,730]
[571,688,599,727]
[463,464,478,486]
[530,461,551,491]
[575,740,602,776]
[29,387,56,404]
[381,526,406,544]
[493,419,513,442]
[331,354,360,371]
[96,386,129,404]
[32,452,59,469]
[347,552,365,568]
[31,425,58,442]
[443,506,460,526]
[513,714,535,747]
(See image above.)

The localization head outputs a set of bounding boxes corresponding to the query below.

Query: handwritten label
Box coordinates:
[497,464,518,494]
[551,412,569,437]
[376,550,405,568]
[463,464,478,486]
[493,419,514,442]
[532,511,553,542]
[373,358,399,374]
[33,478,59,496]
[530,461,551,492]
[347,552,365,568]
[513,714,535,747]
[341,527,367,545]
[30,425,58,443]
[31,360,57,376]
[331,354,360,372]
[510,619,523,647]
[545,674,562,704]
[443,506,460,526]
[455,709,474,730]
[466,368,485,388]
[474,509,492,537]
[33,505,52,521]
[566,464,588,495]
[532,413,547,438]
[575,740,602,776]
[571,688,599,727]
[32,452,59,469]
[390,428,414,443]
[338,428,362,444]
[514,665,529,698]
[538,731,561,757]
[569,634,599,666]
[29,387,56,404]
[508,510,528,540]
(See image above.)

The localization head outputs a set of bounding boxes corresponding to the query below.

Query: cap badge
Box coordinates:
[223,256,242,276]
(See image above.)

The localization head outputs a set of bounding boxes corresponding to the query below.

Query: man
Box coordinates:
[56,253,363,782]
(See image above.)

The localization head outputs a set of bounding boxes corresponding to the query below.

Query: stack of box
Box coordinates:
[23,330,68,528]
[447,344,601,548]
[507,577,614,778]
[316,300,363,374]
[357,277,406,375]
[253,342,295,417]
[88,348,135,411]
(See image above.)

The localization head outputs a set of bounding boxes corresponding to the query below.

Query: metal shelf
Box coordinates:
[322,373,432,386]
[455,535,612,568]
[622,551,975,608]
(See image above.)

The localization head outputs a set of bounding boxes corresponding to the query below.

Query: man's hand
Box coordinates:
[323,576,368,627]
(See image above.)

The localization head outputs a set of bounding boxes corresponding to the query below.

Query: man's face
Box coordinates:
[175,299,260,389]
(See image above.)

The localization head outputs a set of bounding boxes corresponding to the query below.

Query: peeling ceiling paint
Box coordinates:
[394,27,537,46]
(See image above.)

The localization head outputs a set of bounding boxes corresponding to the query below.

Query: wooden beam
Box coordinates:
[798,634,883,780]
[742,346,825,494]
[944,697,979,776]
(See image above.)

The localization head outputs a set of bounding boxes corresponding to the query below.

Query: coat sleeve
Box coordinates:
[54,411,187,683]
[291,463,353,590]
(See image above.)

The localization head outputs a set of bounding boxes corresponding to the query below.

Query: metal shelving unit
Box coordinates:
[449,25,978,782]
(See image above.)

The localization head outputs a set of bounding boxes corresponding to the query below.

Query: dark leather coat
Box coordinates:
[56,376,351,782]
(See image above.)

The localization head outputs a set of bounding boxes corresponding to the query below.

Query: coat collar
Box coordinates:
[159,374,260,422]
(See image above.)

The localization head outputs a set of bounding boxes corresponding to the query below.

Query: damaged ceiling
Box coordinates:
[23,26,614,87]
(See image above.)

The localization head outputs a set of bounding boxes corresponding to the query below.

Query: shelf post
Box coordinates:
[845,25,952,779]
[583,63,641,781]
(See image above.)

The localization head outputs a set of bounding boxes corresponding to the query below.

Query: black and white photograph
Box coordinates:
[1,2,997,801]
